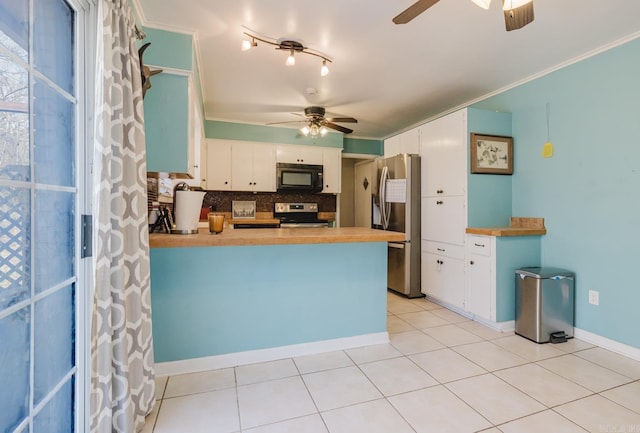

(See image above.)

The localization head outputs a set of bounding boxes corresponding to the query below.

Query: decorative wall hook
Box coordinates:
[138,42,163,98]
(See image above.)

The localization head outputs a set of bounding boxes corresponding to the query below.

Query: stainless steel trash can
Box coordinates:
[515,267,575,343]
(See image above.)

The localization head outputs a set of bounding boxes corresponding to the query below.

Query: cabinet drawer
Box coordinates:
[468,235,491,256]
[422,240,464,260]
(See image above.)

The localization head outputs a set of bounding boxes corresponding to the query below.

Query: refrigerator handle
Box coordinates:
[379,166,390,230]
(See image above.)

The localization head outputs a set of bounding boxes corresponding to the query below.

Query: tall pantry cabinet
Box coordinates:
[419,108,513,313]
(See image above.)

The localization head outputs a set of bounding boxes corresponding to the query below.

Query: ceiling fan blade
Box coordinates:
[393,0,440,24]
[325,117,358,123]
[324,122,353,134]
[266,120,305,125]
[503,0,534,31]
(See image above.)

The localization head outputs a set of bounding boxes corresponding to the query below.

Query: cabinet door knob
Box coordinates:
[437,189,443,194]
[436,201,443,205]
[224,181,228,185]
[470,260,474,265]
[437,248,445,252]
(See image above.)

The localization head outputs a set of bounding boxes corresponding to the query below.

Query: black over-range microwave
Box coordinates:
[276,163,323,192]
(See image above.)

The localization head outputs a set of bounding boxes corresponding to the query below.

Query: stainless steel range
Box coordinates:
[274,202,329,228]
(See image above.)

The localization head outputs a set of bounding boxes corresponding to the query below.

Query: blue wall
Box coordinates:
[344,137,383,156]
[140,27,193,71]
[467,108,513,227]
[205,120,383,155]
[473,37,640,348]
[150,243,388,362]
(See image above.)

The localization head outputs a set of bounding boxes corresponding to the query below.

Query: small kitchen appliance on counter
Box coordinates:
[171,182,206,234]
[274,202,329,228]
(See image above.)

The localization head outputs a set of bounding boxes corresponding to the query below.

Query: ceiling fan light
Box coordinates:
[471,0,491,10]
[310,124,320,137]
[301,125,310,136]
[320,126,328,136]
[286,50,295,66]
[320,60,329,77]
[502,0,532,10]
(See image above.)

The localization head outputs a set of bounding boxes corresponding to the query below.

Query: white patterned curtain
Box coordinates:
[90,0,155,432]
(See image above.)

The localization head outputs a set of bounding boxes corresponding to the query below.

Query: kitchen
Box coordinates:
[137,0,640,383]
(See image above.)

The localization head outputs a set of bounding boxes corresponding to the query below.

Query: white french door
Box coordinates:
[0,0,92,431]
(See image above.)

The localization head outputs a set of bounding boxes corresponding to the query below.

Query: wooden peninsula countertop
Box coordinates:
[466,217,547,237]
[150,227,405,248]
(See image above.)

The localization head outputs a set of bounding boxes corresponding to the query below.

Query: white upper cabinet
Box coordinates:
[276,145,323,165]
[231,141,276,192]
[384,127,420,157]
[187,79,203,182]
[419,110,467,197]
[322,148,342,194]
[383,135,400,157]
[205,139,232,190]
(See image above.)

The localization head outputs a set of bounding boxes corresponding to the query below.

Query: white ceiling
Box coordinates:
[136,0,640,139]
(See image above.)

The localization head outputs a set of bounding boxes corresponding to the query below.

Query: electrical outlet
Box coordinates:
[588,289,599,306]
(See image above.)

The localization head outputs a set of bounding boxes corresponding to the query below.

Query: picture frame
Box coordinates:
[470,133,514,175]
[232,200,256,219]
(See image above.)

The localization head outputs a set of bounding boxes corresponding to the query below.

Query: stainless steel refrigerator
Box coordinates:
[372,154,422,298]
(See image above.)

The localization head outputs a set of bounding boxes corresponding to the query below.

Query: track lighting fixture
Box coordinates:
[320,60,329,77]
[241,37,257,51]
[241,31,332,77]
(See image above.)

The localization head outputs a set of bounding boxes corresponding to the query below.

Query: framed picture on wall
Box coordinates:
[232,201,256,219]
[470,133,514,175]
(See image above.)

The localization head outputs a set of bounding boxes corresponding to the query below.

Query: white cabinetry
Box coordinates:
[466,233,542,327]
[322,148,342,193]
[205,139,232,190]
[419,109,468,311]
[419,111,466,197]
[466,235,494,321]
[276,145,323,165]
[421,241,466,309]
[384,127,420,157]
[186,79,203,183]
[232,141,276,192]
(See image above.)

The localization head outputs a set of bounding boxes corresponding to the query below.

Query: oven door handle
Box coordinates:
[388,242,406,249]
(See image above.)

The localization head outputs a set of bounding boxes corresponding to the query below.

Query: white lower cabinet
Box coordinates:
[466,234,542,326]
[467,235,494,321]
[421,241,465,310]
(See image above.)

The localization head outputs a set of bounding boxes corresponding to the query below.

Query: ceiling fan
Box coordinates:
[393,0,535,31]
[269,106,358,136]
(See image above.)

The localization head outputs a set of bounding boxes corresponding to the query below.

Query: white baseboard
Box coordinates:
[154,332,389,377]
[473,316,515,333]
[424,296,515,333]
[574,328,640,362]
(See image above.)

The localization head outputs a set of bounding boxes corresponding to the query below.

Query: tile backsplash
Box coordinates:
[203,191,337,213]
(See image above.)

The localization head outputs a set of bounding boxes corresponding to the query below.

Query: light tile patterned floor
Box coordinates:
[144,292,640,433]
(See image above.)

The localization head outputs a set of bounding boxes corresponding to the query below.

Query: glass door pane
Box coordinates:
[0,0,82,431]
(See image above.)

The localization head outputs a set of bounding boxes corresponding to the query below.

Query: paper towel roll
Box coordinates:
[174,190,205,233]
